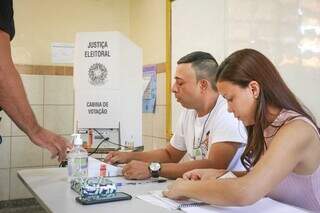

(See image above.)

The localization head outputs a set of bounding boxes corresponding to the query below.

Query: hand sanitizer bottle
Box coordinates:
[67,134,88,181]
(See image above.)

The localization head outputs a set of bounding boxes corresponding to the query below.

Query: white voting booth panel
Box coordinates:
[74,31,142,148]
[75,91,121,128]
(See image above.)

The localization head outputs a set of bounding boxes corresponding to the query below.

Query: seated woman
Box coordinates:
[163,48,320,211]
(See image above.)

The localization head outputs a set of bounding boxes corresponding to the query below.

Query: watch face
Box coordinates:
[150,162,160,171]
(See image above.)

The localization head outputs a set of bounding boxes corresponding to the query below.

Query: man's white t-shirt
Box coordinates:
[170,95,247,171]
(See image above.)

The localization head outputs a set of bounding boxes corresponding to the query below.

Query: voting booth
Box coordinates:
[73,31,142,149]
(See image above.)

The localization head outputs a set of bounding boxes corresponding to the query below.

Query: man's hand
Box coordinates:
[105,151,133,164]
[29,127,72,162]
[183,169,226,181]
[122,160,151,180]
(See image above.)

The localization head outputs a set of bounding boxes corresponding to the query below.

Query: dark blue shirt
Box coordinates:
[0,0,15,40]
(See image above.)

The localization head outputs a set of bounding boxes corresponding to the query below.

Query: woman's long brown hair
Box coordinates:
[216,49,320,171]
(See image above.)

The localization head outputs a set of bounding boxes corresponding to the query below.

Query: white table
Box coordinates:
[17,163,309,213]
[18,167,180,213]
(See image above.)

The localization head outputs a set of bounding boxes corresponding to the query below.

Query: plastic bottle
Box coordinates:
[67,134,88,181]
[123,135,134,152]
[128,135,134,150]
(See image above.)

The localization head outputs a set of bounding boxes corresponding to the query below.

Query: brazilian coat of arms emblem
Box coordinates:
[88,63,108,86]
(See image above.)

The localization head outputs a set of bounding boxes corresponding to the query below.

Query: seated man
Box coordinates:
[105,51,247,180]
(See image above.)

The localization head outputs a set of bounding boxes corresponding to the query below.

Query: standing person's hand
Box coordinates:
[105,151,133,164]
[29,127,72,162]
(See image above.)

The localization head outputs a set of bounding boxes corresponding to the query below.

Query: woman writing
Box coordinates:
[163,49,320,211]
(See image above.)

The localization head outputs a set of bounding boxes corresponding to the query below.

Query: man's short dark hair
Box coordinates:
[177,51,219,90]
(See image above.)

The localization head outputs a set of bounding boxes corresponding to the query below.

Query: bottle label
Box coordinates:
[74,157,88,169]
[68,157,88,180]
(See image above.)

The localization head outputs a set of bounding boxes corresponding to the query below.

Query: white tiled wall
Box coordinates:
[0,111,11,137]
[10,167,33,199]
[20,75,44,105]
[156,72,166,106]
[172,0,320,127]
[11,137,43,168]
[142,113,153,136]
[0,137,10,169]
[11,105,43,136]
[152,106,166,138]
[0,74,74,201]
[225,0,320,124]
[142,136,154,151]
[44,105,74,134]
[0,169,10,201]
[44,76,74,105]
[152,137,167,149]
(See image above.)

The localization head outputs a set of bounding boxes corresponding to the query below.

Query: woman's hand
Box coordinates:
[162,178,191,200]
[183,168,226,180]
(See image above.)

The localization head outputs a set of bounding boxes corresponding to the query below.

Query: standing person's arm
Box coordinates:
[0,31,71,161]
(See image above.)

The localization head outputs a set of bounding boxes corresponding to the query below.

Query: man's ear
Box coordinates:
[248,80,260,99]
[199,79,209,92]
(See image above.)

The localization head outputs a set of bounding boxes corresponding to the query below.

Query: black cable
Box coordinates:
[93,128,131,149]
[88,138,112,156]
[0,116,2,144]
[59,160,67,167]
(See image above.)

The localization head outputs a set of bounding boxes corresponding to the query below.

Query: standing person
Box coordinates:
[0,0,71,161]
[105,51,247,180]
[163,49,320,211]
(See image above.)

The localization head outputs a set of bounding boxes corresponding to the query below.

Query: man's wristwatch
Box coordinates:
[148,162,161,178]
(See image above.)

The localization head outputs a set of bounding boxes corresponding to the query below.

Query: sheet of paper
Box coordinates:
[138,190,308,213]
[218,171,237,179]
[51,42,74,64]
[181,198,308,213]
[137,190,204,210]
[137,194,173,210]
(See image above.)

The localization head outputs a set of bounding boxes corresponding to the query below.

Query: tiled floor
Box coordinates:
[0,198,46,213]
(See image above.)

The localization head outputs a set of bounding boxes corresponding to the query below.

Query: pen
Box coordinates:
[116,179,167,187]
